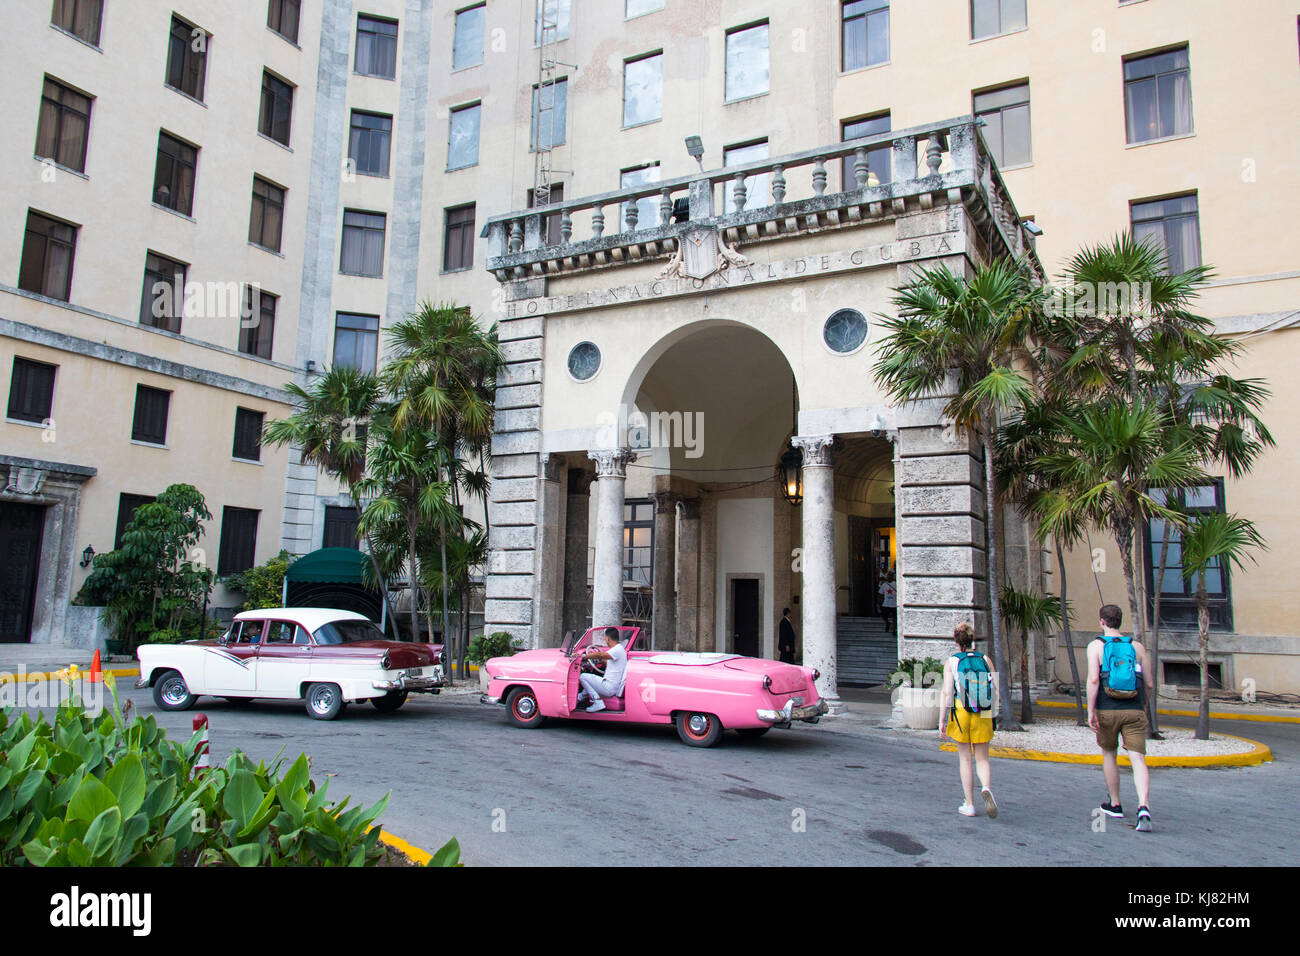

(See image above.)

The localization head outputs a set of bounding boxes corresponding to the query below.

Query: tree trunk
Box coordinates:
[406,512,420,645]
[1196,576,1211,741]
[440,518,452,681]
[1148,520,1173,735]
[981,422,1019,730]
[1055,539,1086,726]
[1019,630,1033,725]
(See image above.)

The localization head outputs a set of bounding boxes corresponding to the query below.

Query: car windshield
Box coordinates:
[312,619,385,645]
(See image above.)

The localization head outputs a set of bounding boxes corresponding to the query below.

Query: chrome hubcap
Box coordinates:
[516,696,535,717]
[311,687,335,712]
[162,679,188,705]
[688,714,709,735]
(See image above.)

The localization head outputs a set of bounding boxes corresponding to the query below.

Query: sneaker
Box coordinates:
[981,787,998,819]
[1100,800,1125,818]
[585,700,607,713]
[1136,806,1153,832]
[957,803,976,817]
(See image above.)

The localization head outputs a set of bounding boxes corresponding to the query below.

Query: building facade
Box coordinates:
[3,1,1297,700]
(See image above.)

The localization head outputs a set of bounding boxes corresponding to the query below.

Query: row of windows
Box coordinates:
[5,356,267,462]
[113,492,261,577]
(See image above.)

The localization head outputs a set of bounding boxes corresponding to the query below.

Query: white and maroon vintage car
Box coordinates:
[480,626,827,747]
[135,608,443,720]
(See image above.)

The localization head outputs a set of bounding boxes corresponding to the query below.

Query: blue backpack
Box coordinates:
[1101,636,1139,699]
[953,652,993,713]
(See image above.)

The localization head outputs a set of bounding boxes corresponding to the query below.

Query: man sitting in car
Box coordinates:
[576,627,628,713]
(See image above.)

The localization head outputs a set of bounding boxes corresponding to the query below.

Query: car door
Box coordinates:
[205,619,261,693]
[255,620,312,698]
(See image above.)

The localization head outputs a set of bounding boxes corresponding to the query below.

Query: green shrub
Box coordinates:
[888,656,946,689]
[1,679,393,867]
[223,550,296,611]
[466,631,522,666]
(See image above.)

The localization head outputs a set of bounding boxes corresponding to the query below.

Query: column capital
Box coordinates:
[679,497,702,520]
[588,447,638,478]
[541,453,565,483]
[650,491,680,514]
[792,434,834,467]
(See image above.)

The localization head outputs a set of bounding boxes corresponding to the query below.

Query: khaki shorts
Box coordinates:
[1096,708,1149,755]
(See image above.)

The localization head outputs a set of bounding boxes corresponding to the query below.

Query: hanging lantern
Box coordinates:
[776,445,803,506]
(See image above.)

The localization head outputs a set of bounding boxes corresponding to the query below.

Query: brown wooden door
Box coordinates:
[0,502,46,643]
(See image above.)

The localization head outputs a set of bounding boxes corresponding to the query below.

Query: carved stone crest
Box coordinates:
[658,224,751,281]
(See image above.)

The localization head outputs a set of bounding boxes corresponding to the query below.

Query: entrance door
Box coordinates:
[847,516,873,615]
[0,502,45,643]
[732,578,759,658]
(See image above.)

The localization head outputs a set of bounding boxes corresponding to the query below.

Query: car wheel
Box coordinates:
[675,711,723,747]
[305,682,345,720]
[505,687,545,729]
[372,690,408,713]
[736,726,771,738]
[152,670,196,711]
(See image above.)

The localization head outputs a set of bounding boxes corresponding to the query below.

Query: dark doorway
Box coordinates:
[848,516,873,615]
[732,578,759,658]
[0,502,46,643]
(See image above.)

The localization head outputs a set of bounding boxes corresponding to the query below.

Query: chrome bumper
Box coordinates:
[371,669,445,694]
[134,676,149,690]
[756,698,829,724]
[479,694,501,705]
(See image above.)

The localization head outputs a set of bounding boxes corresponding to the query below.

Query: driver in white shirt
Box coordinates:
[577,627,628,713]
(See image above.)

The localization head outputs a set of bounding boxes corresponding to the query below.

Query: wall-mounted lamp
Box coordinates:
[1022,219,1043,237]
[80,545,95,568]
[306,360,317,374]
[684,135,704,172]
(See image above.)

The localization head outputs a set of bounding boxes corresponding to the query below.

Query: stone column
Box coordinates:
[561,467,594,639]
[588,449,636,628]
[531,455,566,648]
[793,435,839,711]
[650,492,678,650]
[676,498,701,651]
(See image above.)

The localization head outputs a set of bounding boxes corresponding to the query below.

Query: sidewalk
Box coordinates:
[0,644,131,682]
[1035,692,1300,724]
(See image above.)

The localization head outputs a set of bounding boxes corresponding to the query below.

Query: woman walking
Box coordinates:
[938,623,999,818]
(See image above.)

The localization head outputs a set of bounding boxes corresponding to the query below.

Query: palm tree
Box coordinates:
[999,584,1064,725]
[1180,513,1266,740]
[874,259,1043,730]
[383,301,500,677]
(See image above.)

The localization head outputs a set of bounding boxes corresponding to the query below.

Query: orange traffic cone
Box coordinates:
[88,648,103,684]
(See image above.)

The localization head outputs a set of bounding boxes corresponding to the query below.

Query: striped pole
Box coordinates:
[193,713,210,776]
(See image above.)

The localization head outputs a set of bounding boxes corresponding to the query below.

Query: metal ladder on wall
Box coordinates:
[533,0,572,209]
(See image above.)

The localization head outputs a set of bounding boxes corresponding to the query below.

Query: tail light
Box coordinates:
[763,675,773,691]
[381,652,392,670]
[813,669,821,681]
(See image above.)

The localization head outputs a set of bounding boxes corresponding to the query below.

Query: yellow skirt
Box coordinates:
[947,703,994,744]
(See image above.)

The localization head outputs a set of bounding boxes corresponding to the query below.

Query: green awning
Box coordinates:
[283,548,371,585]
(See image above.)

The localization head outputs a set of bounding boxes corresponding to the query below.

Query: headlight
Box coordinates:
[381,652,391,670]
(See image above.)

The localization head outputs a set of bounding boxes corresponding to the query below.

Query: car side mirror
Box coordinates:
[218,632,230,646]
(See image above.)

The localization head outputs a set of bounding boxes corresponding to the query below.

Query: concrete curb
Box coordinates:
[1037,698,1300,725]
[938,730,1272,768]
[376,829,433,865]
[0,666,140,685]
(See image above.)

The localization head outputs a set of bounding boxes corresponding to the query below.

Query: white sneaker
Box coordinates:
[957,803,976,817]
[585,700,607,713]
[981,788,998,819]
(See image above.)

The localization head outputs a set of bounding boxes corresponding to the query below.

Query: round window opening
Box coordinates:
[568,341,602,381]
[823,309,869,354]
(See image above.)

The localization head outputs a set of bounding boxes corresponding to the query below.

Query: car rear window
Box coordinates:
[313,619,385,645]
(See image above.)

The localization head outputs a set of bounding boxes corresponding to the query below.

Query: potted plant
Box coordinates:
[888,656,945,729]
[467,631,523,689]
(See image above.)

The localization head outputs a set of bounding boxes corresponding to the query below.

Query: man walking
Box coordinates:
[1088,604,1156,831]
[778,608,797,664]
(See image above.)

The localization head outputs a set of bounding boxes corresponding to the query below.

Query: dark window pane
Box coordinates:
[348,110,392,176]
[1124,47,1192,143]
[114,493,156,549]
[165,16,208,101]
[356,15,399,78]
[340,210,386,276]
[240,287,276,359]
[249,176,285,251]
[842,112,891,188]
[36,77,92,173]
[140,253,186,332]
[19,210,77,301]
[52,0,104,45]
[443,204,476,271]
[131,385,170,445]
[333,313,380,372]
[7,357,57,424]
[218,507,260,576]
[153,132,197,215]
[1131,194,1200,274]
[259,72,294,146]
[233,407,264,461]
[267,0,301,43]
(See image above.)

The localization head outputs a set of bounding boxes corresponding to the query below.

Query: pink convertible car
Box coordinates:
[479,626,827,747]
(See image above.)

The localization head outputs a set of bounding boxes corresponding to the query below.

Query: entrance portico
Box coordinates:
[481,117,1043,703]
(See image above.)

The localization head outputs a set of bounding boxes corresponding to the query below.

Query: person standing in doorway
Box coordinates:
[1088,604,1155,831]
[939,623,998,818]
[879,574,897,634]
[778,608,797,664]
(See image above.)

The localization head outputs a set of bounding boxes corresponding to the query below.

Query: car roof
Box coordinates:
[232,607,371,632]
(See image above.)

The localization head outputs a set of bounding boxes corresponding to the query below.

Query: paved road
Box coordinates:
[27,685,1300,866]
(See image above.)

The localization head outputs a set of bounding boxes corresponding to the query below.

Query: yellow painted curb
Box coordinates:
[0,666,139,685]
[939,730,1272,768]
[1037,698,1300,725]
[375,828,432,865]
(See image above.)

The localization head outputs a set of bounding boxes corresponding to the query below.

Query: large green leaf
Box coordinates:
[84,806,122,860]
[68,774,117,823]
[428,837,461,867]
[104,753,147,820]
[224,843,263,867]
[222,770,265,830]
[116,813,151,866]
[236,789,279,840]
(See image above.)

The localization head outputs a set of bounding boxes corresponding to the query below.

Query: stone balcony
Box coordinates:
[482,115,1043,285]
